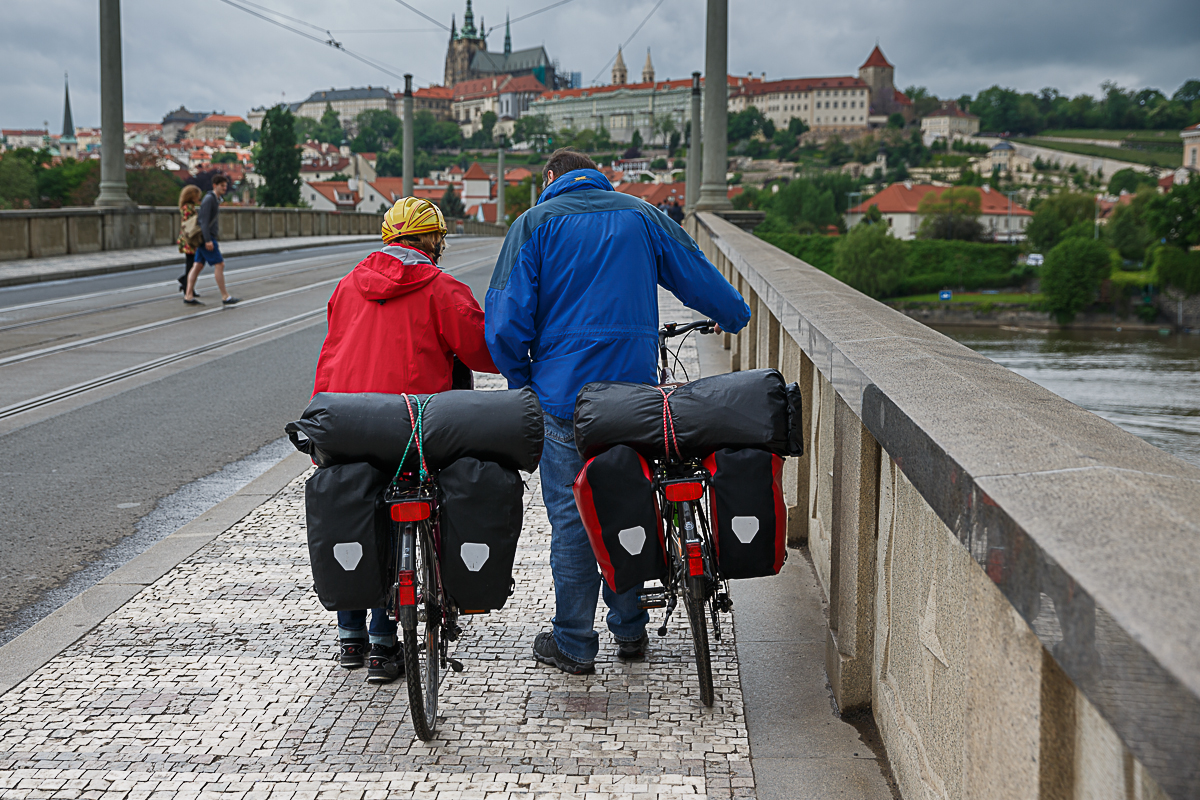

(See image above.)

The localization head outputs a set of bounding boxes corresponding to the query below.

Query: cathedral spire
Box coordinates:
[504,12,511,55]
[60,73,78,160]
[480,16,486,44]
[450,14,457,40]
[462,0,477,38]
[612,46,627,86]
[641,48,654,84]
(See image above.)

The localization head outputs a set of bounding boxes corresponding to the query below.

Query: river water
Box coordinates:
[937,326,1200,469]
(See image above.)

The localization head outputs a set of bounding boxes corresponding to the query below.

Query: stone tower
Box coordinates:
[59,73,78,161]
[612,47,627,86]
[858,44,898,116]
[444,0,487,87]
[641,48,654,84]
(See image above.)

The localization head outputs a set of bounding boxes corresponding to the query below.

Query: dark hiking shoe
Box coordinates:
[366,643,404,683]
[222,296,241,305]
[338,638,367,670]
[533,631,594,675]
[616,631,649,661]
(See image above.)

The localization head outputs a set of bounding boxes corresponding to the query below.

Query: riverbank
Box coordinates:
[887,302,1183,331]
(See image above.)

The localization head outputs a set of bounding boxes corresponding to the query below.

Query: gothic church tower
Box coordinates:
[641,49,654,84]
[444,0,487,87]
[612,47,627,86]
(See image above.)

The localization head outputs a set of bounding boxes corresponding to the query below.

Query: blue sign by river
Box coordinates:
[939,290,953,301]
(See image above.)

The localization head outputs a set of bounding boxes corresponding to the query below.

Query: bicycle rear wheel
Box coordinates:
[680,504,714,707]
[404,523,440,740]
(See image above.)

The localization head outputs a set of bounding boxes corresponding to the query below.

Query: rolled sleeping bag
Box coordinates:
[286,387,544,473]
[573,368,801,461]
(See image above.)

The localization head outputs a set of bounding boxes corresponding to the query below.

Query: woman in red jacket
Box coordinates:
[314,196,498,683]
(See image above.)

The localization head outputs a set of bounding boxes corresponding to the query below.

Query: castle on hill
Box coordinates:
[443,0,558,89]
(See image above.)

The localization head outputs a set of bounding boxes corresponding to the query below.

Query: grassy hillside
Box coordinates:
[1024,137,1181,169]
[1039,129,1182,143]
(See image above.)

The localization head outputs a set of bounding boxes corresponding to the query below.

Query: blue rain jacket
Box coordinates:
[485,168,751,418]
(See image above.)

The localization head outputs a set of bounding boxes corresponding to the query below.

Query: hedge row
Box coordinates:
[756,233,1030,298]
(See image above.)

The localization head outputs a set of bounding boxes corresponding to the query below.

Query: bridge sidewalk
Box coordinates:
[0,235,379,288]
[0,293,895,799]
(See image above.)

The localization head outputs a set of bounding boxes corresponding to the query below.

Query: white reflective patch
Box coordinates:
[333,542,363,571]
[618,526,646,556]
[460,542,491,572]
[731,516,760,544]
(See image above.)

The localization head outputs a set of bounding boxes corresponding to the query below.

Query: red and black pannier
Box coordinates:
[573,444,667,594]
[703,448,787,579]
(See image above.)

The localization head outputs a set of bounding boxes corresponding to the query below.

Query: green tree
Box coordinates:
[1042,237,1111,322]
[294,116,319,143]
[917,186,985,241]
[1026,192,1096,251]
[479,111,498,141]
[887,112,905,129]
[257,105,302,207]
[824,136,851,166]
[1145,178,1200,251]
[352,109,400,153]
[211,152,239,164]
[1153,247,1200,295]
[438,183,465,218]
[314,103,344,144]
[513,114,551,150]
[1105,189,1155,261]
[1107,168,1157,195]
[833,222,907,298]
[228,120,253,144]
[0,152,38,208]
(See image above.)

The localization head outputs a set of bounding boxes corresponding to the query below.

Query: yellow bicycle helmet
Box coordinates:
[381,196,447,242]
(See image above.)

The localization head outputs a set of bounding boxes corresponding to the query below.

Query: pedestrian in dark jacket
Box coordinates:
[667,199,685,224]
[183,174,239,306]
[485,148,750,675]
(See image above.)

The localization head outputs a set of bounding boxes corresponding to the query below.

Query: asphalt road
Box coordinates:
[0,236,503,641]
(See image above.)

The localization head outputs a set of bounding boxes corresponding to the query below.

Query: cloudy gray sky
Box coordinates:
[3,0,1198,129]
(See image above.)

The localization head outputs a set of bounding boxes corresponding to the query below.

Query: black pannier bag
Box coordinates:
[573,445,667,594]
[305,462,393,611]
[574,369,802,461]
[702,448,787,579]
[285,387,544,473]
[438,458,524,612]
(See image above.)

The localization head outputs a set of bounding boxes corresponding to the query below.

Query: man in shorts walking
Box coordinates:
[184,174,240,306]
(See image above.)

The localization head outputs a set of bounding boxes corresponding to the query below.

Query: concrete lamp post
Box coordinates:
[95,0,133,207]
[684,72,702,214]
[694,0,731,212]
[403,75,414,199]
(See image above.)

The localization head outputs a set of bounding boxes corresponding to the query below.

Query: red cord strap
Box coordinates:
[657,387,682,462]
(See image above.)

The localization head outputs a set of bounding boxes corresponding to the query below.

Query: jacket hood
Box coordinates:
[352,244,440,300]
[537,168,614,204]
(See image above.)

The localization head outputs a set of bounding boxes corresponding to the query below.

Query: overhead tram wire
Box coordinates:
[589,0,667,85]
[215,0,434,84]
[485,0,579,35]
[389,0,451,31]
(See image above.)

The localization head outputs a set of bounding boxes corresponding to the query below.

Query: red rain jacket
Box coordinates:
[313,243,498,396]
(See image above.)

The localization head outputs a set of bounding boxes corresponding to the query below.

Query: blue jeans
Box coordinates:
[336,609,396,647]
[542,413,648,663]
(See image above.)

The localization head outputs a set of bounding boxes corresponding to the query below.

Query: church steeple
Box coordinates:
[461,0,478,38]
[60,73,78,160]
[480,16,486,44]
[504,12,511,55]
[612,46,627,86]
[641,48,654,84]
[450,14,457,40]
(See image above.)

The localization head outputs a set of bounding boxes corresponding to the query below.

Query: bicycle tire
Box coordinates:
[404,523,440,741]
[680,504,715,707]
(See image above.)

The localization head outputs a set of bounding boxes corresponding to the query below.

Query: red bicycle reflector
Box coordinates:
[391,501,431,522]
[664,481,705,502]
[398,571,416,606]
[687,542,704,576]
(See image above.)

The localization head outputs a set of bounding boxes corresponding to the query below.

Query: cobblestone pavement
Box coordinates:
[0,300,756,799]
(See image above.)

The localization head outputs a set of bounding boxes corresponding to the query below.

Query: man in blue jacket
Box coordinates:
[486,148,751,674]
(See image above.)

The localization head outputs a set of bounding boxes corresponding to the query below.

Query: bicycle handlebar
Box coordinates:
[660,320,718,339]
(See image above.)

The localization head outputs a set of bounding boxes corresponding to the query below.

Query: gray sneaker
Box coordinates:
[616,631,649,661]
[366,643,404,683]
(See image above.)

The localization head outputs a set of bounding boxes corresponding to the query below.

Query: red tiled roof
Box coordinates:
[199,114,246,125]
[539,75,757,102]
[454,74,545,101]
[415,85,454,99]
[733,76,867,98]
[308,181,359,206]
[860,45,893,69]
[124,122,163,132]
[614,182,740,205]
[301,157,352,173]
[504,167,534,184]
[894,89,912,106]
[925,104,976,118]
[466,203,500,223]
[463,162,491,181]
[848,183,1031,216]
[367,177,450,203]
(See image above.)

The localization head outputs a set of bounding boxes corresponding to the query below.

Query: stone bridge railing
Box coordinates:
[690,212,1200,800]
[0,206,384,262]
